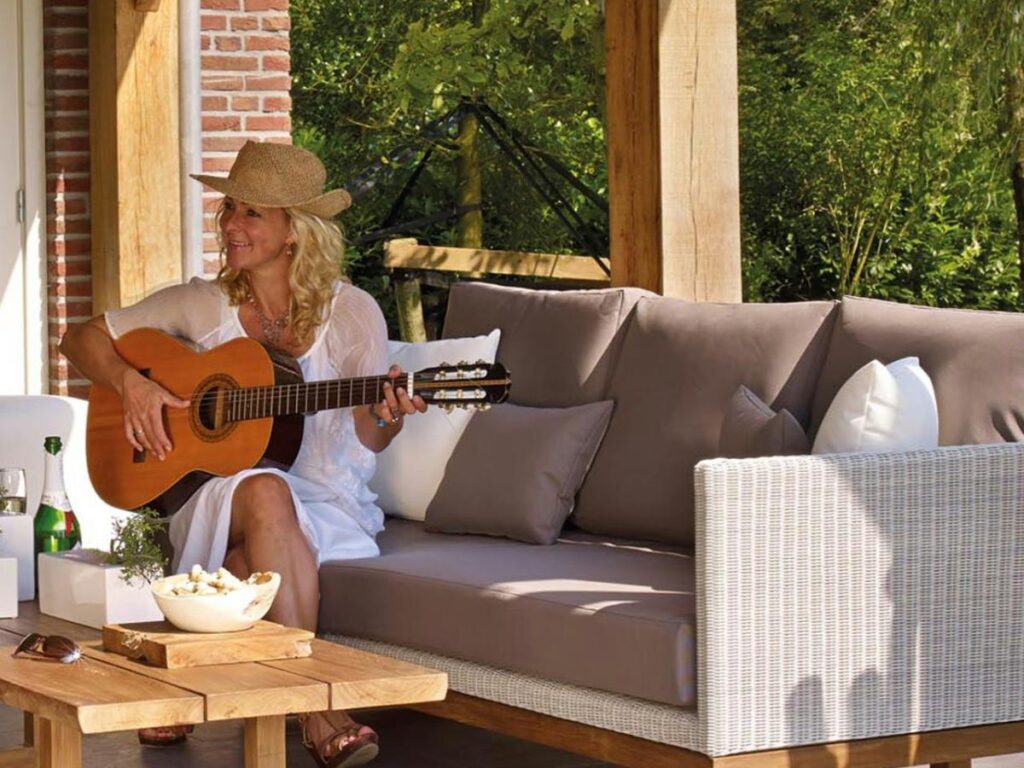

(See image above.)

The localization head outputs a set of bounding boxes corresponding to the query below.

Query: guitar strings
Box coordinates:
[221,375,393,421]
[213,371,502,422]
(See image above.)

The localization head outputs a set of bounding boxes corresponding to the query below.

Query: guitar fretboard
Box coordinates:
[223,373,411,421]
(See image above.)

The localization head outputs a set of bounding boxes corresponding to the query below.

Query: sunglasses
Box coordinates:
[11,632,81,664]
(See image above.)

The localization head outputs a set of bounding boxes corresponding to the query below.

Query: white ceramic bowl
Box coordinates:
[150,571,281,633]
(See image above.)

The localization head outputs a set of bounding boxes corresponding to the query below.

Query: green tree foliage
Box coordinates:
[290,0,606,323]
[293,1,1022,311]
[739,0,1021,307]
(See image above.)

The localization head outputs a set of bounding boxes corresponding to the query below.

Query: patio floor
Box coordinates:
[0,689,1021,767]
[0,700,609,767]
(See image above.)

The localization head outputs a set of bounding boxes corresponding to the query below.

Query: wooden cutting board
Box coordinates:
[102,620,314,669]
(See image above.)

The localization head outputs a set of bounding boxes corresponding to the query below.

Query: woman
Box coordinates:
[60,140,425,768]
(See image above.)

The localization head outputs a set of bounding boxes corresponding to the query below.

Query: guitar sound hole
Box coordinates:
[189,373,239,443]
[197,388,222,430]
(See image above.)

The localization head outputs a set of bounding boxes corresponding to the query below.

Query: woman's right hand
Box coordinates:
[120,369,190,460]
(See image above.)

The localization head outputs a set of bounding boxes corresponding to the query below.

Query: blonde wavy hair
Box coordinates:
[215,204,346,347]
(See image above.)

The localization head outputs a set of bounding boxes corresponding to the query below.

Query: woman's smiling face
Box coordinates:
[220,197,292,273]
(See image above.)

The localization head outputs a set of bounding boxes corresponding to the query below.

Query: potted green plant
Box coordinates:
[106,506,169,584]
[38,507,168,628]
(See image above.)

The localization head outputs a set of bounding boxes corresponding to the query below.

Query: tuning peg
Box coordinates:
[439,361,451,367]
[457,360,468,366]
[474,359,486,365]
[441,404,454,414]
[474,403,491,412]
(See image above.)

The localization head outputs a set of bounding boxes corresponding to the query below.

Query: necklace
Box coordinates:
[248,296,290,346]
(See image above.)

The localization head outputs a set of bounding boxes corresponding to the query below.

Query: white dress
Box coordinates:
[104,277,389,572]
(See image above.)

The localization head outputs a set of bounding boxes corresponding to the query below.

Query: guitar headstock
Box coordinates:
[412,361,511,411]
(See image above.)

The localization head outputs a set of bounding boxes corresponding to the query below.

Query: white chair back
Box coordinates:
[0,395,129,599]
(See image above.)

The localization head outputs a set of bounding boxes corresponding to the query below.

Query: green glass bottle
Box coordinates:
[33,436,82,569]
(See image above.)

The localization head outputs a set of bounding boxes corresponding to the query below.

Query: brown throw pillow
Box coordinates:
[719,385,810,458]
[425,401,614,545]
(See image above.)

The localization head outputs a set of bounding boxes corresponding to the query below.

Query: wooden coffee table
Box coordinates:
[0,605,447,767]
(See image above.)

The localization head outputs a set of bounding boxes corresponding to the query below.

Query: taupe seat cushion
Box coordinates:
[811,296,1024,444]
[318,518,696,707]
[442,282,650,407]
[574,297,837,545]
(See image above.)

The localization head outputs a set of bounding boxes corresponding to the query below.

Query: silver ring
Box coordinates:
[134,427,144,436]
[390,411,401,424]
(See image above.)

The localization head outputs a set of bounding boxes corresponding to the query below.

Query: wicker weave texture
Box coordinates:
[695,443,1024,756]
[324,634,702,751]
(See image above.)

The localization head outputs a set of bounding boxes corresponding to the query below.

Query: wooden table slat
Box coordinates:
[0,645,204,733]
[263,639,447,710]
[84,643,328,720]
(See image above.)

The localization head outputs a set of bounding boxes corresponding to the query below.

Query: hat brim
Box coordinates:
[191,174,352,218]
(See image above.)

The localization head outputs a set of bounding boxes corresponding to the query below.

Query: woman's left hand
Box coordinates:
[374,364,427,425]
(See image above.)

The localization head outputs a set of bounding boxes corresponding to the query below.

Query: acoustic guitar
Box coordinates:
[86,328,511,511]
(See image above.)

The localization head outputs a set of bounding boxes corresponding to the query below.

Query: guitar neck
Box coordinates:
[227,373,406,421]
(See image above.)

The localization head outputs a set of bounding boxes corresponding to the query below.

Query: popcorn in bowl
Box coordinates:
[151,565,281,633]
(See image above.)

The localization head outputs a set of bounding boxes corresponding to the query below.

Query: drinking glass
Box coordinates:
[0,468,27,516]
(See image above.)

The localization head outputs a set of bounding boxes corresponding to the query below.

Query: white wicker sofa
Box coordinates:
[319,283,1024,767]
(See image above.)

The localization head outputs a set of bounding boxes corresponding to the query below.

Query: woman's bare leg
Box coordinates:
[226,473,319,630]
[222,546,249,580]
[226,473,375,761]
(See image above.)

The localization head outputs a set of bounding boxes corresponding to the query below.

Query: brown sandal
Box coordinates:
[137,724,195,746]
[298,713,379,768]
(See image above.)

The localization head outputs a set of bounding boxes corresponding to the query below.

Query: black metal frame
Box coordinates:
[347,97,609,275]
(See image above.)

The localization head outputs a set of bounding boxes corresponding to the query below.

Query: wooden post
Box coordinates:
[456,1,487,249]
[658,0,742,301]
[33,716,81,768]
[394,275,428,343]
[456,108,483,249]
[605,0,662,294]
[604,0,741,301]
[89,0,182,313]
[243,716,285,768]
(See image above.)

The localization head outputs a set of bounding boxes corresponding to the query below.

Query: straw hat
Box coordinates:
[191,140,351,218]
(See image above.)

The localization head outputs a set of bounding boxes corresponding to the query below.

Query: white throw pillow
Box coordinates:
[369,329,501,520]
[812,356,939,455]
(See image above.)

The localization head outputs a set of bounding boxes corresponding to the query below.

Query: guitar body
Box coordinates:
[87,330,304,511]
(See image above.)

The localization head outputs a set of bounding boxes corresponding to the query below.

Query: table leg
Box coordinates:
[32,716,81,768]
[21,713,31,747]
[243,715,285,768]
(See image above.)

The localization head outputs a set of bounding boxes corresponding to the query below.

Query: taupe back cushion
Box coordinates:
[575,297,837,545]
[811,296,1024,445]
[443,282,650,407]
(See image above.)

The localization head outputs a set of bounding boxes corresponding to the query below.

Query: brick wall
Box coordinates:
[42,0,292,395]
[43,0,91,396]
[199,0,292,272]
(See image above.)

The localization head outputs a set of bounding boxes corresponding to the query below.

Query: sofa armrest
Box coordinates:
[694,443,1024,757]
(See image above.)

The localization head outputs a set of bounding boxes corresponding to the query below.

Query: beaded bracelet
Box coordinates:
[369,404,388,428]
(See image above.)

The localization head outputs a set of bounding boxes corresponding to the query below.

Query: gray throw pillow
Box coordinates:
[442,282,650,407]
[719,385,810,458]
[425,401,614,545]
